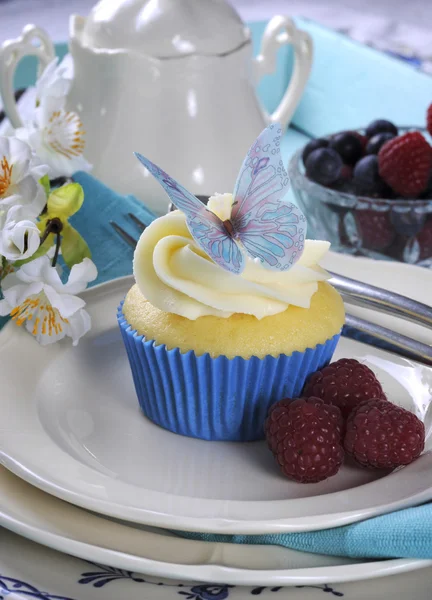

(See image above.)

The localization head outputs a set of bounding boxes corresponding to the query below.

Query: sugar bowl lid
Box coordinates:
[81,0,250,58]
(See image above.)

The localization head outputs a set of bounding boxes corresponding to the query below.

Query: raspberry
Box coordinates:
[354,210,395,251]
[344,399,425,469]
[378,132,432,197]
[303,358,387,419]
[265,397,344,483]
[427,103,432,137]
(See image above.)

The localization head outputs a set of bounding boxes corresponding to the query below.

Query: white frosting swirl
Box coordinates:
[133,194,331,320]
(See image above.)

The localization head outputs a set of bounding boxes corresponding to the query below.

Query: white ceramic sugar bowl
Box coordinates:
[0,0,313,214]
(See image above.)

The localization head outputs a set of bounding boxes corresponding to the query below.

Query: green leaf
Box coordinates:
[47,183,84,220]
[61,224,91,269]
[37,218,48,234]
[39,174,50,199]
[13,233,54,267]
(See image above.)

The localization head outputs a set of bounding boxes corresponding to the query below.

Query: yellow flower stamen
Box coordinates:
[11,295,69,337]
[0,156,13,197]
[10,298,40,324]
[45,110,86,159]
[32,317,40,336]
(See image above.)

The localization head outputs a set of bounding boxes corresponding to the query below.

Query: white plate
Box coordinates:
[3,464,432,587]
[1,255,432,535]
[1,527,432,600]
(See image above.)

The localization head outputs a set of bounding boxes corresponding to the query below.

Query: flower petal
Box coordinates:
[2,281,44,307]
[0,208,40,260]
[14,175,46,217]
[0,136,11,159]
[64,257,98,294]
[47,183,84,219]
[24,301,68,346]
[61,223,92,269]
[43,285,85,318]
[40,258,64,288]
[7,137,32,180]
[68,308,91,346]
[15,255,52,283]
[13,233,54,268]
[35,56,72,109]
[0,297,13,316]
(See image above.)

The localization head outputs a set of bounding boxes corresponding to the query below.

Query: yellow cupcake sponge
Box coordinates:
[122,282,345,359]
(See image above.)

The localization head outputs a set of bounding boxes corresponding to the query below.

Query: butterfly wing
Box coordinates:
[187,211,244,275]
[231,124,307,271]
[135,153,244,274]
[235,202,307,270]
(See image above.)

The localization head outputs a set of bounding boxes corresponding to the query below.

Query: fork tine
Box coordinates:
[128,213,147,231]
[110,221,138,248]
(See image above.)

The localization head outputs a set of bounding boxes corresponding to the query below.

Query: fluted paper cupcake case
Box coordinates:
[118,302,341,442]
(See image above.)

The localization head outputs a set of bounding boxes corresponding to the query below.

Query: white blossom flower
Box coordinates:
[16,107,92,178]
[0,205,40,261]
[0,136,48,223]
[0,256,97,346]
[35,55,73,112]
[15,55,91,179]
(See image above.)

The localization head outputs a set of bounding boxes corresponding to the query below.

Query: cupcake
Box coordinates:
[118,125,345,441]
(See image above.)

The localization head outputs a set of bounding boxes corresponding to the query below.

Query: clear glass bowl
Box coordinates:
[288,148,432,268]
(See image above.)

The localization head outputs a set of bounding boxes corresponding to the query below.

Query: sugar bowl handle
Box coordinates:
[0,24,55,128]
[255,16,313,131]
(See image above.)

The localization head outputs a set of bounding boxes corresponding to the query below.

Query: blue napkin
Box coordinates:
[177,502,432,560]
[71,171,156,286]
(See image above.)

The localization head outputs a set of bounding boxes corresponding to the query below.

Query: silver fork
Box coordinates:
[110,217,432,366]
[110,213,146,246]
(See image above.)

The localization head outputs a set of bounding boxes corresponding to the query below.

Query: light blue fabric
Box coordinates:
[70,171,156,285]
[177,503,432,560]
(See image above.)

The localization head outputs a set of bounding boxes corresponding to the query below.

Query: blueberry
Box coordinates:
[366,119,398,138]
[305,148,343,186]
[366,132,395,155]
[302,138,329,166]
[329,132,363,165]
[353,155,389,195]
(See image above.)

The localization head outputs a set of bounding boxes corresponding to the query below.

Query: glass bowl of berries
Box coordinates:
[288,117,432,267]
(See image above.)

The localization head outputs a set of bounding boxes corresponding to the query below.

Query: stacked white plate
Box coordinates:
[1,252,432,599]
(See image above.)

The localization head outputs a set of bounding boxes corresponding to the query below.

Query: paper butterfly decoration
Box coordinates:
[135,123,307,275]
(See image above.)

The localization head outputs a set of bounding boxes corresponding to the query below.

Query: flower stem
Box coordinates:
[0,256,8,281]
[39,225,52,247]
[0,256,10,298]
[52,233,61,268]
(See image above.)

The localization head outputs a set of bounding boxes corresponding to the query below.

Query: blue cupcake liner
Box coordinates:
[117,302,341,442]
